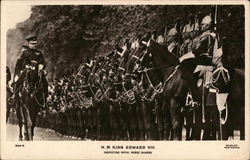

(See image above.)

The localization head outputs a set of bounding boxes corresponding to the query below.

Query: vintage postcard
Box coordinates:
[1,0,249,159]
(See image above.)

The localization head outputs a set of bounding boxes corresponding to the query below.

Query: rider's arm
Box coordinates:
[13,51,29,80]
[38,53,46,70]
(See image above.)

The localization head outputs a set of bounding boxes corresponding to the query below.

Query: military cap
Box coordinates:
[25,35,37,43]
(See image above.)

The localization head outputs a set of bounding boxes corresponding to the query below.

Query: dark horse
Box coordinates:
[222,68,245,140]
[149,39,245,140]
[148,39,198,140]
[6,66,13,123]
[15,64,48,141]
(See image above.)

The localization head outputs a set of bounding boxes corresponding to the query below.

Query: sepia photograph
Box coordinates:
[1,0,249,159]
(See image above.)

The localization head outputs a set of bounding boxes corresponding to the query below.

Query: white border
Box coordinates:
[1,1,249,160]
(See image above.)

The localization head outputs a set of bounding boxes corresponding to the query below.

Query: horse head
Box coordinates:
[148,39,179,68]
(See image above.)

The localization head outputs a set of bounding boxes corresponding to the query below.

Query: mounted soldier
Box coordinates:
[192,14,229,140]
[166,18,182,57]
[13,35,48,102]
[156,27,165,44]
[179,14,200,57]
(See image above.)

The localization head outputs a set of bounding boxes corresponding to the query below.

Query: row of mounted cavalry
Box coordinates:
[6,18,245,141]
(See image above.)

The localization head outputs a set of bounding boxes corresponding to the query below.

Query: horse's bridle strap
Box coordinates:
[138,63,176,73]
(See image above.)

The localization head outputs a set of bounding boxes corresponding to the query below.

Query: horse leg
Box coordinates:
[240,114,245,140]
[185,123,190,140]
[23,124,29,141]
[78,111,82,139]
[16,106,23,140]
[78,110,84,139]
[211,105,219,140]
[21,106,30,141]
[31,110,39,140]
[26,110,33,141]
[192,106,202,140]
[163,107,172,140]
[240,125,245,140]
[140,101,147,140]
[6,107,11,123]
[170,98,183,141]
[156,105,163,140]
[156,100,165,140]
[18,121,23,141]
[185,111,193,140]
[203,106,215,140]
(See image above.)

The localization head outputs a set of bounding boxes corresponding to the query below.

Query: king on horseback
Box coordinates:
[13,35,48,100]
[12,35,49,141]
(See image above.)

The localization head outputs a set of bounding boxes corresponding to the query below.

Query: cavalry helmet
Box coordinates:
[201,15,212,25]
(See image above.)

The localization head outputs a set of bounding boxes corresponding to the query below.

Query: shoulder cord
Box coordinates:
[210,67,230,90]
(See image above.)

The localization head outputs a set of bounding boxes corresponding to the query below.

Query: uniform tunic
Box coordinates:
[14,48,45,78]
[192,29,216,66]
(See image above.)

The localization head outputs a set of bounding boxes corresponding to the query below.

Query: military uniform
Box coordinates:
[193,29,217,66]
[14,35,48,99]
[192,16,227,140]
[166,27,180,56]
[179,22,199,56]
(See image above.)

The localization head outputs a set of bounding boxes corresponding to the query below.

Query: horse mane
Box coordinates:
[149,39,179,67]
[179,58,197,73]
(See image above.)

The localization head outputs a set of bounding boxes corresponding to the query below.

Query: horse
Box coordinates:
[6,66,13,123]
[148,39,199,140]
[221,68,245,140]
[149,39,246,141]
[6,85,14,123]
[14,64,48,141]
[138,47,167,140]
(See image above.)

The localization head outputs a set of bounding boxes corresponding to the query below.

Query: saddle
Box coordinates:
[194,65,230,107]
[210,66,230,92]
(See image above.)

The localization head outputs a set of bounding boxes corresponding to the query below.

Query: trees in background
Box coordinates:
[7,5,245,81]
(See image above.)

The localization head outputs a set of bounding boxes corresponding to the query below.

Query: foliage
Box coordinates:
[7,5,245,81]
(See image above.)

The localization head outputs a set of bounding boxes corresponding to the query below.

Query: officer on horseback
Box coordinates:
[13,35,48,100]
[166,18,182,57]
[192,14,229,140]
[179,13,200,57]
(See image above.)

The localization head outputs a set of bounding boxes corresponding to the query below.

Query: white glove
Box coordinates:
[38,64,44,71]
[121,74,125,79]
[14,75,19,82]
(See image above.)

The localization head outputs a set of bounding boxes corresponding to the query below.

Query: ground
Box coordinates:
[7,124,77,141]
[6,123,240,141]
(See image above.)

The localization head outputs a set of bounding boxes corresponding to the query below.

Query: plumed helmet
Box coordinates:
[201,15,212,25]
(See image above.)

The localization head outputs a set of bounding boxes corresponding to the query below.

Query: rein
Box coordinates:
[138,63,177,73]
[136,63,179,102]
[33,73,47,108]
[121,82,136,104]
